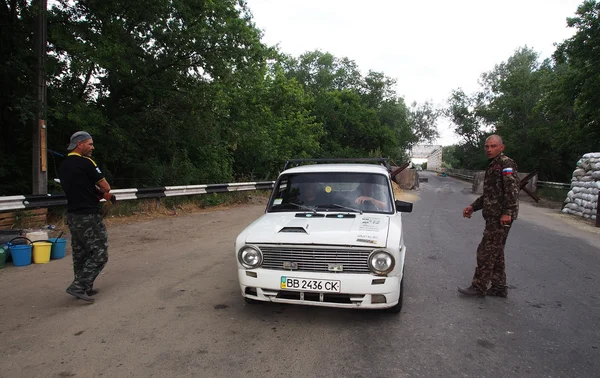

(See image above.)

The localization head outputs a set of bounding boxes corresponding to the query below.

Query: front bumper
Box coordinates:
[238,268,402,310]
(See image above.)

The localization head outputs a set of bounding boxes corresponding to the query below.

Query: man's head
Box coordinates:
[485,134,504,159]
[359,175,381,194]
[67,131,94,157]
[302,182,319,200]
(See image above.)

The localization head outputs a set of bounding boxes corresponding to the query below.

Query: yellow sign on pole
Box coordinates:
[40,120,47,172]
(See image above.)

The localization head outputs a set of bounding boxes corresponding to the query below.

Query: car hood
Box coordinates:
[244,212,390,247]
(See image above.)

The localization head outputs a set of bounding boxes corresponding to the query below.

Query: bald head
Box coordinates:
[486,134,503,145]
[484,134,505,159]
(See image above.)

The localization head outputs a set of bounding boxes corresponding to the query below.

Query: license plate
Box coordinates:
[280,276,341,293]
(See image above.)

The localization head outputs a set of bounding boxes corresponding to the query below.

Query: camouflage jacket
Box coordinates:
[471,153,519,220]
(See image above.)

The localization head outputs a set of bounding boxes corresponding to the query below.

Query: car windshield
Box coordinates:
[268,171,394,214]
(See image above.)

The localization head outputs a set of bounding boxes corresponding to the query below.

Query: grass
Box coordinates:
[536,187,569,203]
[44,190,271,228]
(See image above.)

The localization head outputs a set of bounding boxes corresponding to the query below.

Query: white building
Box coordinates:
[410,145,442,170]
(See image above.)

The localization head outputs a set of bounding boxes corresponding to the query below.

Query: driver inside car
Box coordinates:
[298,182,326,206]
[352,178,388,210]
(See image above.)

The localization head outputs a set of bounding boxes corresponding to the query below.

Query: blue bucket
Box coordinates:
[9,244,32,267]
[49,238,67,259]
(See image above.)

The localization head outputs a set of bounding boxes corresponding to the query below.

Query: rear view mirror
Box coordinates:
[395,200,413,213]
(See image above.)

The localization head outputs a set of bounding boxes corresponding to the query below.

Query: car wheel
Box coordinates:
[385,275,404,314]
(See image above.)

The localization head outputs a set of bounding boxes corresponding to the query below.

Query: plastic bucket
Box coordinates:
[32,241,52,264]
[1,232,26,263]
[26,231,48,242]
[9,244,32,267]
[49,238,67,259]
[0,245,7,269]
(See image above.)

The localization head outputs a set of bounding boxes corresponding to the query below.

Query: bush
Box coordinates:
[536,187,569,203]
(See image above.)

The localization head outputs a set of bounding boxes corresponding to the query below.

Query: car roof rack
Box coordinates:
[282,158,391,172]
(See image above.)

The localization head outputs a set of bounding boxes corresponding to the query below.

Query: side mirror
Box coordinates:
[395,200,413,213]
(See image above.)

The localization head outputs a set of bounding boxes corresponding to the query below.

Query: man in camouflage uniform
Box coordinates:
[459,134,519,298]
[58,131,115,303]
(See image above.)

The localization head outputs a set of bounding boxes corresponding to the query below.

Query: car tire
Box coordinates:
[385,274,404,314]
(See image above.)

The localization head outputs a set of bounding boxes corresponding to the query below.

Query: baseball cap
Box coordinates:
[67,131,92,151]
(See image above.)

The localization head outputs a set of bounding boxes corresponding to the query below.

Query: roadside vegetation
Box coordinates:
[1,1,598,197]
[42,190,270,228]
[536,187,571,204]
[1,0,440,196]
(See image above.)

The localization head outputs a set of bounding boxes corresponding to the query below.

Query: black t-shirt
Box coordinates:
[58,153,105,214]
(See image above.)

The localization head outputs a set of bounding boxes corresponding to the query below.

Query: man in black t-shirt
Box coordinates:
[58,131,114,303]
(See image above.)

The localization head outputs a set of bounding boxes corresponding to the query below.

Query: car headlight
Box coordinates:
[238,245,263,269]
[368,250,395,275]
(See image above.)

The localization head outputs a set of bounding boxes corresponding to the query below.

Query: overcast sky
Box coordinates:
[244,0,583,145]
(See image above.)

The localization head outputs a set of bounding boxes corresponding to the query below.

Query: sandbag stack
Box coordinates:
[562,152,600,221]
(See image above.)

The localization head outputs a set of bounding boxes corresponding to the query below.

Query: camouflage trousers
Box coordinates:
[66,213,108,292]
[471,219,511,294]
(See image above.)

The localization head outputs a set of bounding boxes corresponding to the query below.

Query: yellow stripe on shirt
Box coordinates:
[67,152,97,167]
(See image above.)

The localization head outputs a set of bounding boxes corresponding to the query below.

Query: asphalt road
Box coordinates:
[0,171,598,378]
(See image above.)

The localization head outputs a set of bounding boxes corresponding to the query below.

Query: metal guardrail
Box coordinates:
[443,169,478,182]
[537,181,571,189]
[444,170,571,189]
[449,173,474,181]
[0,181,275,212]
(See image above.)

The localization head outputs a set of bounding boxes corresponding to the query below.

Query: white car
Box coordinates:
[235,159,413,313]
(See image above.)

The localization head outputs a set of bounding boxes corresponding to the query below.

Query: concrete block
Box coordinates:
[473,172,484,194]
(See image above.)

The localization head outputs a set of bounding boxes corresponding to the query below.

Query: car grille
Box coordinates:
[259,245,372,273]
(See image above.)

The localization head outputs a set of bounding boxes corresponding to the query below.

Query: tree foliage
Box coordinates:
[0,0,467,195]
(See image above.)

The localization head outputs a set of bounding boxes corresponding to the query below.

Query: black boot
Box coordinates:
[486,288,507,298]
[66,287,95,303]
[458,285,485,297]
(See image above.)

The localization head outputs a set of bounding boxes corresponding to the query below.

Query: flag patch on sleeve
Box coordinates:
[502,168,514,176]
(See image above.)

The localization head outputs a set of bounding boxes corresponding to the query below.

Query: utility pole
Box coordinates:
[32,0,48,195]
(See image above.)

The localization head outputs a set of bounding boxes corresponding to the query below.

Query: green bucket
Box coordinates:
[0,245,7,269]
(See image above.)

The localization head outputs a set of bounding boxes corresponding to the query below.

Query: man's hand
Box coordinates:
[500,214,512,226]
[355,196,385,210]
[102,192,117,204]
[463,206,474,218]
[355,196,372,205]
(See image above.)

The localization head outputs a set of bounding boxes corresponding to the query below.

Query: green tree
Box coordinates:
[445,2,600,180]
[478,47,559,178]
[408,101,440,144]
[283,51,418,164]
[442,145,460,169]
[1,3,432,195]
[444,89,488,169]
[0,1,37,195]
[544,0,600,177]
[47,0,269,187]
[231,63,323,179]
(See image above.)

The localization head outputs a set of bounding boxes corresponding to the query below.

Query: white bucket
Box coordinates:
[25,231,48,243]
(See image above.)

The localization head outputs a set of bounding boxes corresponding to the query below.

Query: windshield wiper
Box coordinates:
[323,203,363,214]
[272,202,317,213]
